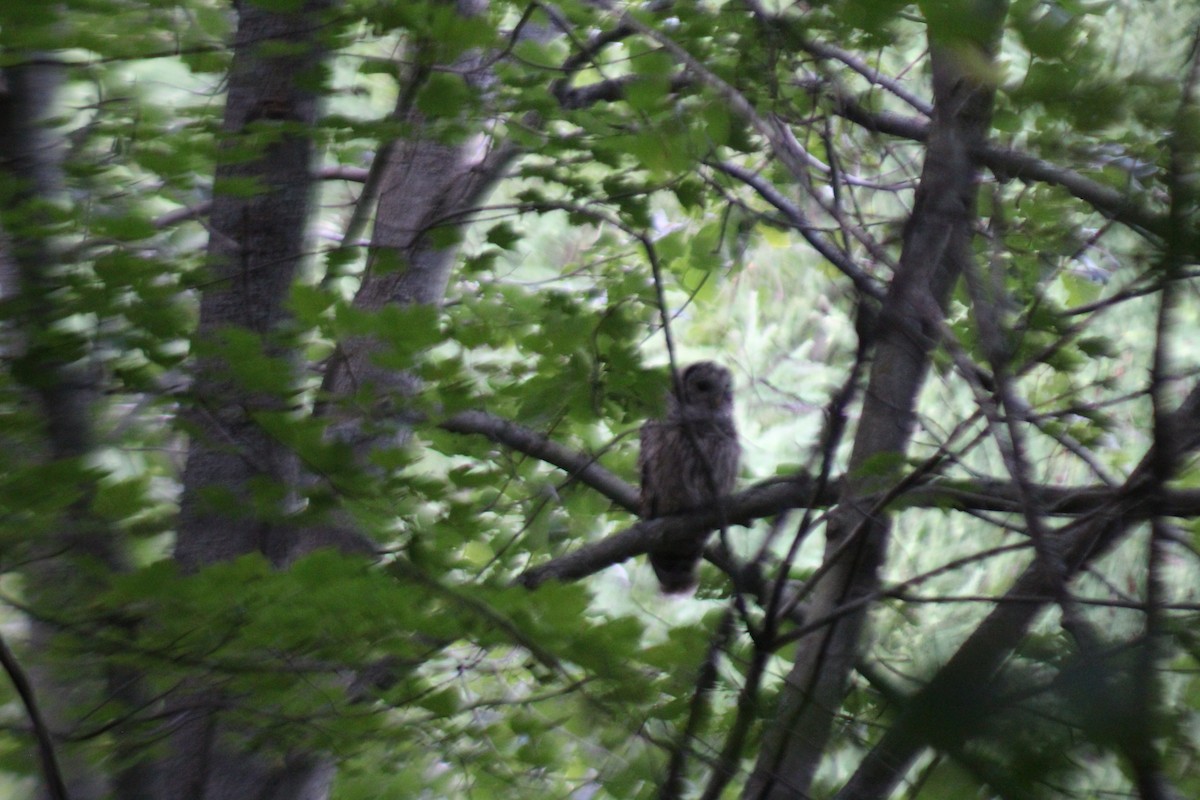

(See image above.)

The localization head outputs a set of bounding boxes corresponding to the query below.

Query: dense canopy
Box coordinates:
[1,1,1199,798]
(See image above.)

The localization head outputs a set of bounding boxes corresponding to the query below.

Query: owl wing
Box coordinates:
[637,421,662,519]
[713,424,741,497]
[641,420,700,592]
[647,422,741,593]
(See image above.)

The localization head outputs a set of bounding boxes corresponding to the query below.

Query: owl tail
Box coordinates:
[650,550,701,594]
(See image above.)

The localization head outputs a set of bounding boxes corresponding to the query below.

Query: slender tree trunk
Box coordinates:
[319,97,514,404]
[744,5,1008,797]
[299,10,516,563]
[0,51,100,800]
[175,0,332,571]
[163,2,334,797]
[316,127,514,413]
[0,41,161,799]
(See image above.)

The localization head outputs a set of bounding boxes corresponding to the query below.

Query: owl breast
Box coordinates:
[640,419,738,517]
[638,362,740,593]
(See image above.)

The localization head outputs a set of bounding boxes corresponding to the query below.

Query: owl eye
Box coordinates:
[693,378,713,393]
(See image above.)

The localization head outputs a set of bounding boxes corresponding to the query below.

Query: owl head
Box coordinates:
[673,361,734,415]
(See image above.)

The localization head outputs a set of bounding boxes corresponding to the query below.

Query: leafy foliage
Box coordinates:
[1,0,1199,799]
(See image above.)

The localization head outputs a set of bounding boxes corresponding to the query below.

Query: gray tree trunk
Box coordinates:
[0,41,161,800]
[163,2,335,797]
[175,0,331,572]
[297,21,516,563]
[166,0,520,795]
[743,6,1008,797]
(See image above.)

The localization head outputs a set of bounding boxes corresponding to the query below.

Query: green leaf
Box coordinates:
[91,476,152,522]
[212,175,267,198]
[854,451,907,479]
[289,283,335,324]
[1060,271,1103,306]
[625,71,671,113]
[93,212,156,241]
[203,327,295,394]
[1076,335,1115,358]
[416,71,473,118]
[485,221,522,250]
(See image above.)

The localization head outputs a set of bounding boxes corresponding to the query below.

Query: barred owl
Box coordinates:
[639,362,740,593]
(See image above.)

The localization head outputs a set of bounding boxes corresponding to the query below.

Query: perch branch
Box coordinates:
[434,409,1200,588]
[438,410,639,511]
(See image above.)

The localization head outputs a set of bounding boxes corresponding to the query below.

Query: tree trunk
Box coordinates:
[163,2,334,797]
[319,96,514,407]
[744,5,1008,797]
[167,0,520,793]
[0,40,162,800]
[299,23,515,563]
[175,0,331,571]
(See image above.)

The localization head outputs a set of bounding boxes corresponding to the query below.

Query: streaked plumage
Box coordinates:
[638,362,740,593]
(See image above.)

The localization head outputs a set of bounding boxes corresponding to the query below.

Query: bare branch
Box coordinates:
[831,98,1165,238]
[835,380,1200,799]
[439,410,639,511]
[432,407,1200,589]
[0,633,69,800]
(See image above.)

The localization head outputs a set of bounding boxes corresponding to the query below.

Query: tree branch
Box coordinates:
[431,409,1200,589]
[0,633,69,800]
[834,380,1200,799]
[438,410,639,512]
[829,97,1166,239]
[513,471,1200,588]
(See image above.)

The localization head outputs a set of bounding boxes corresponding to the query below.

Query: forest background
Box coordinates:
[1,0,1199,798]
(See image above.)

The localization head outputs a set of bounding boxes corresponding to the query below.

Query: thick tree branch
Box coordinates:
[432,409,1200,589]
[511,470,1200,589]
[831,97,1166,239]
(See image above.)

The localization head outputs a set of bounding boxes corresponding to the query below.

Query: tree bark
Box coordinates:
[0,41,162,800]
[164,2,334,797]
[743,5,1008,797]
[834,380,1200,799]
[318,115,514,408]
[175,0,331,571]
[298,24,516,563]
[0,51,94,800]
